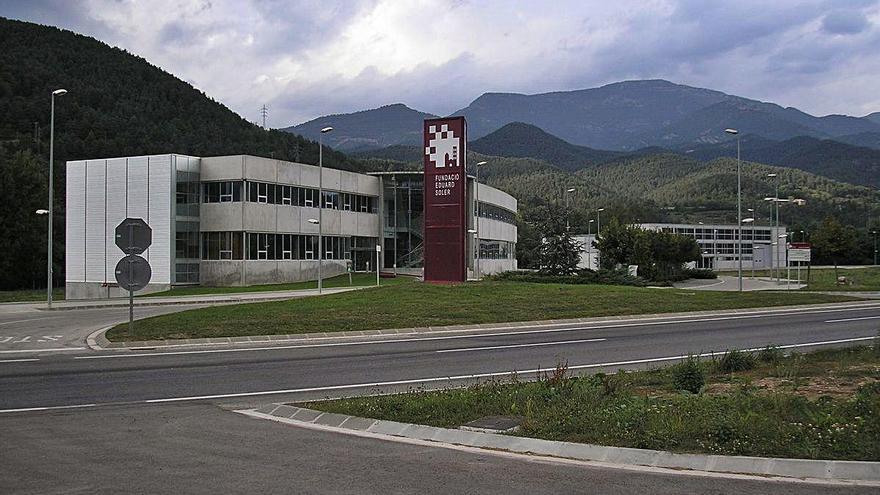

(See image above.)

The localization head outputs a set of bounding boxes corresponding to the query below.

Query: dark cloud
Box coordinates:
[822,9,871,35]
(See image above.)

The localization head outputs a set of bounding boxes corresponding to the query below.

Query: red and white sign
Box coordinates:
[788,242,811,263]
[423,117,467,283]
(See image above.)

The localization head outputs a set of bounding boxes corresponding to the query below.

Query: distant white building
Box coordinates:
[572,223,788,272]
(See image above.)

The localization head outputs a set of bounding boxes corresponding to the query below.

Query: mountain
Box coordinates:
[469,122,624,171]
[293,79,880,152]
[864,112,880,125]
[680,135,880,188]
[835,132,880,150]
[0,17,360,290]
[285,103,438,152]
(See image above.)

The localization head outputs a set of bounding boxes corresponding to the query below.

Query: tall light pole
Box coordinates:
[564,187,576,231]
[474,161,487,280]
[743,217,755,279]
[317,126,333,294]
[725,128,743,292]
[596,207,605,268]
[872,230,878,266]
[588,218,595,269]
[47,88,67,308]
[767,173,779,282]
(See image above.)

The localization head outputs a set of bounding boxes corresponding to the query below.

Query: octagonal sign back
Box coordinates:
[115,218,152,255]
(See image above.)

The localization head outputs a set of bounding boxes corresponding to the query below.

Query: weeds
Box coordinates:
[672,355,705,394]
[718,349,756,373]
[758,345,783,364]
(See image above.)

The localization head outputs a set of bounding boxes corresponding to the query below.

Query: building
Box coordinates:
[64,154,517,299]
[574,223,788,272]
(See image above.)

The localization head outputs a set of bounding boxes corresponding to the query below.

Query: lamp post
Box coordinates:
[725,128,742,292]
[46,88,67,308]
[743,217,755,280]
[872,230,878,266]
[767,173,779,282]
[588,218,595,269]
[713,228,718,270]
[317,126,333,294]
[474,161,487,280]
[467,229,477,279]
[596,207,605,268]
[564,187,576,231]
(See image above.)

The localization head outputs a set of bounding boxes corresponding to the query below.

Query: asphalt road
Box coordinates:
[0,403,874,495]
[1,302,878,411]
[1,301,879,494]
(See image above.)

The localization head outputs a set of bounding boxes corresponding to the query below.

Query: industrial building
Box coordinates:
[65,154,517,299]
[575,223,789,272]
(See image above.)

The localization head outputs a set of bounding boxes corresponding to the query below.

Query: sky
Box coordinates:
[2,0,880,127]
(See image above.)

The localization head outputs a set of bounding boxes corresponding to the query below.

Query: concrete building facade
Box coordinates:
[65,154,517,299]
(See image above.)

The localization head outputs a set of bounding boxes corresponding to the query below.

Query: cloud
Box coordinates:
[2,0,880,124]
[822,9,871,35]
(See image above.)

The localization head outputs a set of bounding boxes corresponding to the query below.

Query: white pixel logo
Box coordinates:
[425,124,459,168]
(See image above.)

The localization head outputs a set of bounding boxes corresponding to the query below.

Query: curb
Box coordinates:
[89,300,880,351]
[38,286,366,311]
[243,404,880,485]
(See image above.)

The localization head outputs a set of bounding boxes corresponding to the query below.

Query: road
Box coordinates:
[1,301,878,493]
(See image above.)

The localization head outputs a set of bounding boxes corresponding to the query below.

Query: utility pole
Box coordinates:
[260,104,268,129]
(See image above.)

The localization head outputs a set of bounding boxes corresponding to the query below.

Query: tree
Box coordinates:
[812,216,857,281]
[531,206,582,275]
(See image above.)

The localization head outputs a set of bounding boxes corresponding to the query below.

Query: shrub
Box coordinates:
[718,349,757,373]
[757,345,783,363]
[672,356,705,394]
[683,268,717,280]
[487,269,647,287]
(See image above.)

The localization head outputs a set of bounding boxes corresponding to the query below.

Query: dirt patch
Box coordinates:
[704,375,878,399]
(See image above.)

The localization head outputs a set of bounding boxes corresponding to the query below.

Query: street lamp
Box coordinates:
[872,230,878,266]
[743,217,755,279]
[317,126,333,294]
[474,161,488,280]
[564,187,576,231]
[766,173,779,282]
[596,207,605,268]
[46,88,67,308]
[725,128,743,292]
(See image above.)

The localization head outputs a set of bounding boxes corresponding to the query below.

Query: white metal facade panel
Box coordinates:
[104,158,128,278]
[65,161,86,282]
[149,155,172,284]
[84,160,107,282]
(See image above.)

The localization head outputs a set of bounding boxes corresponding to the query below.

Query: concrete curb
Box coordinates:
[244,404,880,485]
[89,300,880,351]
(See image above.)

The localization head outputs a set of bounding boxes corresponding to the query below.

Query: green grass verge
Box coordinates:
[720,267,880,291]
[143,272,411,297]
[0,288,64,303]
[106,281,855,342]
[305,345,880,461]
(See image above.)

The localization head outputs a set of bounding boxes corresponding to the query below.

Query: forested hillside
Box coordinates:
[0,17,358,290]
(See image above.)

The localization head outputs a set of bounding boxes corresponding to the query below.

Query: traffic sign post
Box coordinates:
[114,218,153,333]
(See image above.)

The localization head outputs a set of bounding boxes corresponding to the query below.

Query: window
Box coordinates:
[281,185,293,205]
[201,232,243,260]
[203,182,242,203]
[477,202,516,225]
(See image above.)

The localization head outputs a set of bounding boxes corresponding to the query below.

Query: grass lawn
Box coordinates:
[721,267,880,291]
[0,288,64,303]
[106,281,856,342]
[144,272,412,297]
[305,345,880,461]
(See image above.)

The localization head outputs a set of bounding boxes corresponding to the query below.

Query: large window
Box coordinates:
[203,181,242,203]
[478,239,515,259]
[242,180,376,212]
[477,202,516,225]
[244,233,351,260]
[201,232,244,260]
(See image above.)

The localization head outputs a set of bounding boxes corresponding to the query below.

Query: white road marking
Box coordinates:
[142,335,877,404]
[4,335,874,413]
[78,304,880,360]
[0,403,96,413]
[825,315,880,323]
[0,358,39,363]
[0,347,85,354]
[0,317,60,326]
[436,338,606,353]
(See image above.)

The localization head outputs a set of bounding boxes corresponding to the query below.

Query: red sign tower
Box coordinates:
[423,117,467,283]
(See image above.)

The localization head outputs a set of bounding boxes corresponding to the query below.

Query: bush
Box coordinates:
[757,345,783,363]
[718,349,757,373]
[487,269,647,287]
[672,356,705,394]
[683,268,717,280]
